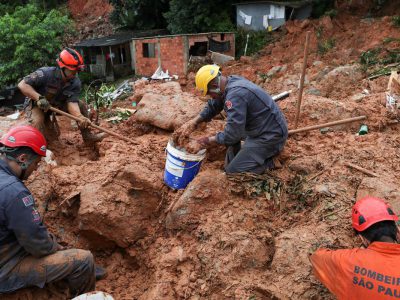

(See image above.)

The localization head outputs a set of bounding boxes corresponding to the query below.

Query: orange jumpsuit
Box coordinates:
[310,242,400,299]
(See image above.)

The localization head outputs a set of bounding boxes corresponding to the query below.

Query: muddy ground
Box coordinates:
[4,8,400,300]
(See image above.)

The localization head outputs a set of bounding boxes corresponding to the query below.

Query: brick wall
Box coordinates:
[188,33,235,57]
[135,36,186,77]
[134,33,235,77]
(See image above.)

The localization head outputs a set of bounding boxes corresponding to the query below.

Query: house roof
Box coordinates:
[75,31,235,47]
[233,0,312,8]
[75,29,168,47]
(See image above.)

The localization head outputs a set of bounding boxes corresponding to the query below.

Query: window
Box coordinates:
[143,43,156,58]
[189,42,208,56]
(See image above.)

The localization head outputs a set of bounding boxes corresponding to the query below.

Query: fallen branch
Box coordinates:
[289,116,366,135]
[344,162,378,177]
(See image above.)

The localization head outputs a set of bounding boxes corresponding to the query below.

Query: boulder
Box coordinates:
[134,82,204,131]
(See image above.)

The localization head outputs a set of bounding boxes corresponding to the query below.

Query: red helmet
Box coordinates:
[352,196,398,232]
[0,126,47,157]
[57,48,84,71]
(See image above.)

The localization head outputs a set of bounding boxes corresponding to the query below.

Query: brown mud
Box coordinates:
[4,6,400,300]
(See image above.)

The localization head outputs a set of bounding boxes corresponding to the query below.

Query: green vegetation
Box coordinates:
[84,83,115,109]
[317,38,336,55]
[109,0,169,30]
[0,4,71,87]
[235,29,274,58]
[164,0,235,34]
[315,26,335,56]
[360,40,400,77]
[311,0,335,18]
[392,16,400,27]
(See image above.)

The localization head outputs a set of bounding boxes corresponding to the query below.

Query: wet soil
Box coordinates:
[4,6,400,300]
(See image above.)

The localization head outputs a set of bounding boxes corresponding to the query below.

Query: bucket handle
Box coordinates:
[167,157,202,170]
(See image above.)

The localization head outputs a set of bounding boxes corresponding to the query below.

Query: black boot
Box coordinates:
[80,128,107,143]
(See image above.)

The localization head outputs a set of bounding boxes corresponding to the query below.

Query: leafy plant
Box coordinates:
[392,16,400,28]
[164,0,235,34]
[315,26,335,55]
[324,9,338,18]
[0,4,72,88]
[317,38,336,55]
[311,0,335,18]
[235,29,273,58]
[84,83,115,109]
[360,49,380,66]
[109,0,169,30]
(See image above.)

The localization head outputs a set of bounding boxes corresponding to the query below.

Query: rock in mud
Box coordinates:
[134,81,204,131]
[78,164,163,248]
[166,169,228,230]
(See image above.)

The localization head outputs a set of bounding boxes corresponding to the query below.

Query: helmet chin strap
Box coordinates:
[4,153,37,179]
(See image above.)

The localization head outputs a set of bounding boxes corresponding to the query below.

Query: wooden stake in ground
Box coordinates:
[294,31,311,129]
[288,115,366,135]
[49,106,138,145]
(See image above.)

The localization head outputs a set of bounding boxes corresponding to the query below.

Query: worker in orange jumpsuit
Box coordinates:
[310,196,400,299]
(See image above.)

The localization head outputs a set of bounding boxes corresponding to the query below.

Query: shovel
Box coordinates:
[48,106,138,145]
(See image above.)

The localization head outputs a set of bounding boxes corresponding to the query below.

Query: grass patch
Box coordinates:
[316,26,336,55]
[235,28,274,58]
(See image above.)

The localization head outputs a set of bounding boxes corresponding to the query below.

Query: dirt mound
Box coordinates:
[67,0,114,42]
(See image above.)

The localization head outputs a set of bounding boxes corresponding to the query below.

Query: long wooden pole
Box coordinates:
[289,116,366,135]
[49,106,138,145]
[294,31,311,128]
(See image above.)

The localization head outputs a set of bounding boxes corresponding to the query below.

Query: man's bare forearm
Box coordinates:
[18,80,41,101]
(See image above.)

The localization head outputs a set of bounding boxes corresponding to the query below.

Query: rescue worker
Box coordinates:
[0,125,96,296]
[17,48,105,143]
[174,64,288,174]
[310,196,400,299]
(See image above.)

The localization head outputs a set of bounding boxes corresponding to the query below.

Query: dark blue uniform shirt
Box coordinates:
[23,66,81,109]
[0,160,57,293]
[200,75,288,147]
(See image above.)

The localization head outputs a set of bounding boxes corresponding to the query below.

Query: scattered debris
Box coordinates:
[227,172,285,208]
[210,51,234,65]
[151,66,174,80]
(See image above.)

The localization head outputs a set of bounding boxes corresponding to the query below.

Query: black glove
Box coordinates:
[36,96,50,112]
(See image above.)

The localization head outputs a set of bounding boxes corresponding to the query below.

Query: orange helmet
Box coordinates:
[57,48,84,71]
[352,196,398,232]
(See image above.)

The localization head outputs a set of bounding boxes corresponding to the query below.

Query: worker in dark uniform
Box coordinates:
[18,48,105,143]
[0,126,96,297]
[174,64,288,174]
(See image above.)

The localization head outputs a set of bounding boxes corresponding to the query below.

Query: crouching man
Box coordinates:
[0,126,95,297]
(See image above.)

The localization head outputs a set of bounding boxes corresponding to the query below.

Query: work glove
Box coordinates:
[36,95,50,112]
[77,115,91,129]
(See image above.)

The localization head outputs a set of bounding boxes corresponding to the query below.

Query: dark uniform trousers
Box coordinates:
[0,160,95,297]
[2,249,95,297]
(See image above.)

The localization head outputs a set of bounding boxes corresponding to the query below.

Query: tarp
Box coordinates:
[208,38,231,53]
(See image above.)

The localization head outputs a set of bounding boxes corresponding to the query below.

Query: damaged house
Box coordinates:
[75,31,235,81]
[234,0,312,31]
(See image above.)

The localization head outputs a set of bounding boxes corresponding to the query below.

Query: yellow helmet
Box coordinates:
[195,64,220,96]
